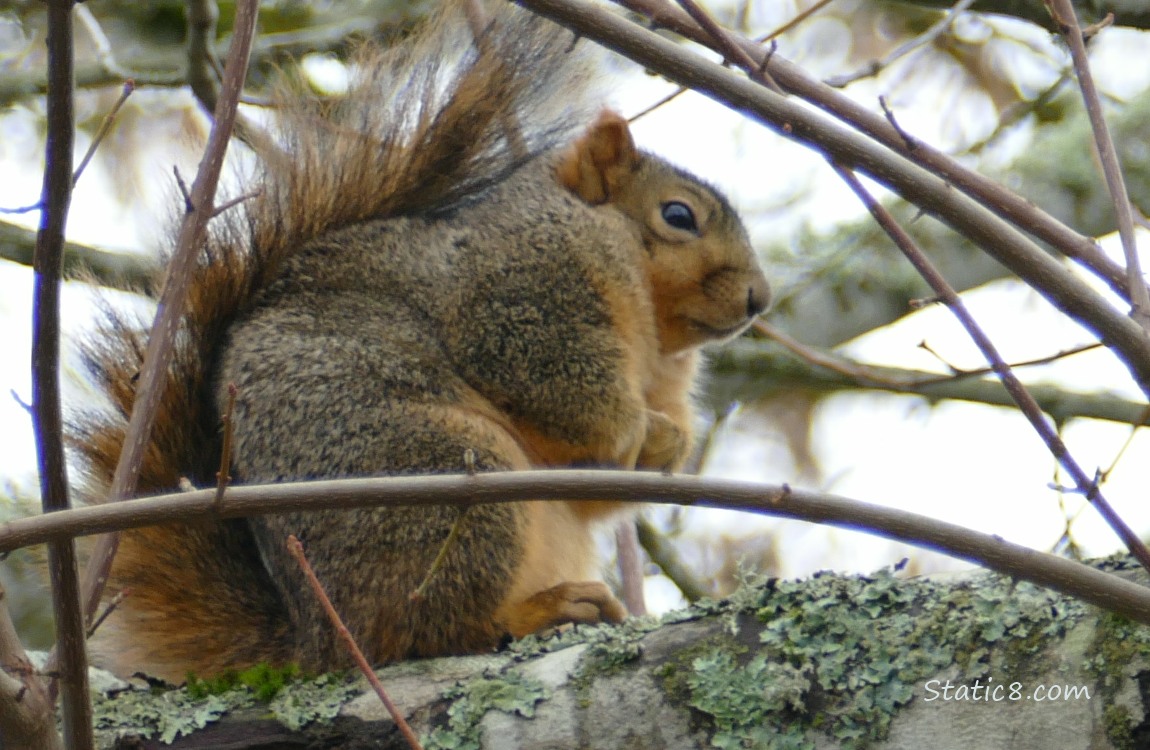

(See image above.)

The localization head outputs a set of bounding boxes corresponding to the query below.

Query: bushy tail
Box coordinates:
[70,3,596,680]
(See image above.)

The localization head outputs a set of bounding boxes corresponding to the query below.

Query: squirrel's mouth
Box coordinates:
[688,316,756,342]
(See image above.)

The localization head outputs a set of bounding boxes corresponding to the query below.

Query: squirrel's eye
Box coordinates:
[661,201,698,233]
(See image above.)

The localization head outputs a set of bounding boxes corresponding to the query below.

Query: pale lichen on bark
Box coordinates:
[81,558,1150,749]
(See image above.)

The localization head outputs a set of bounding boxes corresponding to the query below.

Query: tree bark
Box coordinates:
[88,561,1150,749]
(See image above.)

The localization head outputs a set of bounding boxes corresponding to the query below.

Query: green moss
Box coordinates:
[424,670,550,750]
[1088,612,1150,679]
[1103,704,1135,750]
[185,662,303,701]
[1086,611,1150,748]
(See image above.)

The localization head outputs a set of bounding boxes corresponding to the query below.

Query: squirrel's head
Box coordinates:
[557,111,770,355]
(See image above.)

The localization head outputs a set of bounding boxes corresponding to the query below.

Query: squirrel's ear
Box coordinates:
[556,110,639,205]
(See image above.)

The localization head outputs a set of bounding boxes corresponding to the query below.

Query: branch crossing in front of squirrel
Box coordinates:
[71,2,769,681]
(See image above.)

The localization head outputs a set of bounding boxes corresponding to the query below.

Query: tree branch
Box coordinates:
[831,160,1150,572]
[706,340,1149,428]
[1048,0,1149,329]
[31,0,92,746]
[75,0,259,643]
[0,220,154,292]
[892,0,1150,31]
[0,585,60,749]
[635,515,711,602]
[4,471,1150,626]
[286,536,424,750]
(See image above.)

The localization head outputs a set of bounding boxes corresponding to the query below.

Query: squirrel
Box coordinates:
[72,2,769,682]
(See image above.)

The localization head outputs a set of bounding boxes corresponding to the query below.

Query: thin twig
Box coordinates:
[1098,404,1150,482]
[713,340,1150,427]
[754,319,1102,390]
[673,0,783,94]
[72,80,136,188]
[635,515,710,602]
[0,201,40,215]
[1046,0,1150,329]
[32,0,93,746]
[879,95,918,150]
[753,319,916,388]
[628,86,691,123]
[964,68,1072,155]
[615,519,647,615]
[214,384,237,509]
[629,0,830,124]
[830,160,1150,574]
[929,341,1102,379]
[85,588,130,639]
[411,450,476,601]
[761,0,836,42]
[211,189,261,218]
[74,4,151,82]
[173,166,192,211]
[825,0,977,88]
[286,536,424,750]
[410,508,469,602]
[75,0,260,640]
[5,471,1150,625]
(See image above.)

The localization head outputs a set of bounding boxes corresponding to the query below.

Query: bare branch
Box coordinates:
[85,588,129,640]
[830,161,1150,573]
[286,536,424,750]
[31,0,92,746]
[0,585,61,749]
[184,0,223,116]
[635,515,710,603]
[825,0,978,88]
[0,220,154,293]
[615,519,647,615]
[761,0,835,40]
[73,5,134,82]
[709,339,1150,428]
[71,80,135,189]
[1048,0,1150,329]
[673,0,782,93]
[892,0,1150,32]
[75,0,261,642]
[754,319,1104,392]
[3,471,1150,626]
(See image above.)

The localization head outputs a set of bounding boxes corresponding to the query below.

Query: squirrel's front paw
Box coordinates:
[503,581,627,638]
[637,409,689,472]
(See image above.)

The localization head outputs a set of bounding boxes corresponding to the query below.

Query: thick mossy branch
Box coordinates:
[87,561,1150,749]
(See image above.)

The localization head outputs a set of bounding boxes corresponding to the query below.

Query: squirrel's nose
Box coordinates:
[746,276,771,319]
